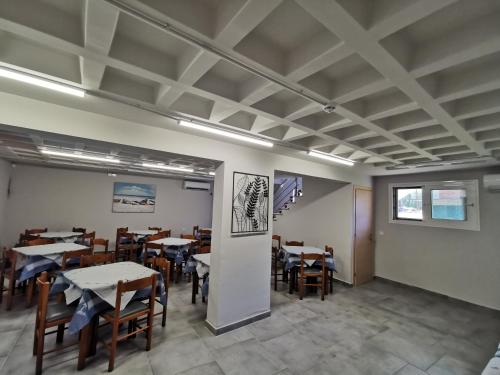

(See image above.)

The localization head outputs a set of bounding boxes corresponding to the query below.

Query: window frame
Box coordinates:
[388,179,480,231]
[392,186,423,222]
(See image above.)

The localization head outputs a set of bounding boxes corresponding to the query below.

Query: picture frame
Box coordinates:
[112,182,156,213]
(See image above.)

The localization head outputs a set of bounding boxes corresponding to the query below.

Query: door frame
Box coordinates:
[352,186,374,286]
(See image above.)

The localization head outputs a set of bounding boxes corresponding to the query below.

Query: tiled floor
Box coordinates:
[0,278,499,375]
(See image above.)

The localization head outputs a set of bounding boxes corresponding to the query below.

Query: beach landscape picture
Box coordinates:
[112,182,156,213]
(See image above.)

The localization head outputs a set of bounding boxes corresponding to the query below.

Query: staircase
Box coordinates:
[273,176,303,221]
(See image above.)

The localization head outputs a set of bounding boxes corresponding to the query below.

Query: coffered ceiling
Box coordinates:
[0,0,500,174]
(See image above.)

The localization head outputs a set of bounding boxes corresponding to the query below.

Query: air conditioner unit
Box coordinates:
[183,180,211,191]
[483,174,500,192]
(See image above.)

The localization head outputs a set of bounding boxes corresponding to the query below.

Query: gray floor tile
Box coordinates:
[427,355,478,375]
[176,361,225,375]
[394,364,429,375]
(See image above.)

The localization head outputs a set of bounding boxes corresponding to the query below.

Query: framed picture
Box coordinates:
[231,172,269,234]
[112,182,156,213]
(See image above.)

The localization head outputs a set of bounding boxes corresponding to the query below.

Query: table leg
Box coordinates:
[192,271,198,304]
[26,277,35,307]
[77,315,98,370]
[288,268,294,294]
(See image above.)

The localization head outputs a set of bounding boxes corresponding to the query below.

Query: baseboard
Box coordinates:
[205,310,271,336]
[333,277,353,288]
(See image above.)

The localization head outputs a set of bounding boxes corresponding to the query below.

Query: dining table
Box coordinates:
[37,231,83,243]
[50,261,167,370]
[187,253,210,304]
[280,246,336,294]
[147,237,197,265]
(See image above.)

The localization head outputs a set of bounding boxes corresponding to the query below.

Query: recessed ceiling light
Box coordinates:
[0,67,85,97]
[142,162,194,173]
[179,120,273,148]
[307,150,355,166]
[108,173,117,177]
[41,149,120,163]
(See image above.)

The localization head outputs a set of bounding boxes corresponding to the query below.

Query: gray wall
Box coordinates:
[374,167,500,310]
[273,175,354,283]
[4,164,213,247]
[0,159,11,247]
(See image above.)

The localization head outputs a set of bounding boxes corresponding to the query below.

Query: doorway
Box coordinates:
[353,187,374,286]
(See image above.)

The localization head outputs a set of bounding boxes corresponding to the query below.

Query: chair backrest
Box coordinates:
[72,227,86,234]
[144,242,163,253]
[25,228,47,235]
[18,233,38,246]
[192,225,199,236]
[80,253,115,267]
[148,227,161,232]
[81,231,96,248]
[115,227,129,250]
[158,230,171,238]
[36,272,50,324]
[285,240,304,246]
[197,246,211,254]
[27,238,55,246]
[146,234,163,242]
[153,257,170,290]
[180,234,196,240]
[325,245,334,256]
[61,248,92,270]
[114,274,156,314]
[93,238,109,253]
[300,252,325,274]
[272,235,281,250]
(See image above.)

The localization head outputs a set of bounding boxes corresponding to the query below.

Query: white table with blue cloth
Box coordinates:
[281,245,336,294]
[186,253,210,304]
[147,237,197,266]
[50,261,167,369]
[38,231,83,243]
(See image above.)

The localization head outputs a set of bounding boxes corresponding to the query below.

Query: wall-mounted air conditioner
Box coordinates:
[483,174,500,192]
[183,180,211,191]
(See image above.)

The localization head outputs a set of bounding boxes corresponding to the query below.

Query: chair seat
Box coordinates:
[302,268,323,276]
[46,303,76,323]
[103,301,148,320]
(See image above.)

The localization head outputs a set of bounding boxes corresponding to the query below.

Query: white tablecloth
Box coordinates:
[39,231,83,239]
[281,246,328,267]
[149,237,196,247]
[193,253,210,277]
[13,243,89,268]
[63,262,158,309]
[129,230,157,236]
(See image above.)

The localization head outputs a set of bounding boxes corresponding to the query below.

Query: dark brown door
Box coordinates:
[354,187,374,286]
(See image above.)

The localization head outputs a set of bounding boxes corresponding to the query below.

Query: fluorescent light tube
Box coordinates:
[208,172,216,176]
[142,163,194,173]
[0,67,85,97]
[308,150,354,166]
[41,149,120,163]
[179,120,273,147]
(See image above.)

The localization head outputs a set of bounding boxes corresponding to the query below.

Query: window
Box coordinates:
[388,180,480,231]
[393,187,423,220]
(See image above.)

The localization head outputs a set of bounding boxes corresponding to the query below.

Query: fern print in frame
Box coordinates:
[231,172,269,234]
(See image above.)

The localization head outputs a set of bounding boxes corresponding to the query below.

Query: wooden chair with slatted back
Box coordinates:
[100,274,157,372]
[93,238,109,253]
[80,253,115,268]
[285,240,304,246]
[298,252,326,301]
[115,227,129,253]
[180,234,195,240]
[324,245,334,294]
[143,243,164,268]
[27,238,55,246]
[25,228,48,236]
[197,246,211,254]
[153,257,169,326]
[72,227,86,234]
[80,231,96,249]
[148,227,161,232]
[61,248,92,271]
[192,225,199,237]
[33,271,77,375]
[199,229,211,247]
[18,233,38,246]
[0,249,17,310]
[115,232,138,262]
[272,235,284,291]
[158,229,171,238]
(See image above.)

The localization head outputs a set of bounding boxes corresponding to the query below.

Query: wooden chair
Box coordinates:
[324,245,334,294]
[93,238,109,253]
[0,249,17,310]
[158,229,171,238]
[148,227,161,232]
[80,253,115,268]
[80,231,96,248]
[298,252,326,301]
[115,233,138,262]
[285,240,304,246]
[18,233,39,246]
[199,229,211,247]
[180,234,195,240]
[100,274,156,372]
[27,238,55,246]
[152,257,169,327]
[25,228,47,236]
[192,225,199,237]
[272,235,285,291]
[115,227,129,253]
[143,243,163,268]
[72,227,86,234]
[33,272,77,375]
[197,246,211,254]
[61,249,92,271]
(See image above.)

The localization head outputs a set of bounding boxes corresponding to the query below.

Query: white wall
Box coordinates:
[0,159,11,247]
[273,176,355,283]
[4,164,213,246]
[0,91,371,331]
[374,167,500,310]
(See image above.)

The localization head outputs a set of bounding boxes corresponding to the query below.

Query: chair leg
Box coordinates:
[176,264,182,283]
[26,277,35,307]
[146,311,153,351]
[35,326,45,375]
[33,323,39,355]
[169,261,175,283]
[329,271,333,293]
[6,276,15,310]
[0,271,4,304]
[108,324,118,372]
[321,278,325,301]
[273,257,278,291]
[161,306,167,327]
[56,324,65,343]
[299,276,304,300]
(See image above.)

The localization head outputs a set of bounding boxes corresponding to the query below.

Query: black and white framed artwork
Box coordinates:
[231,172,269,234]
